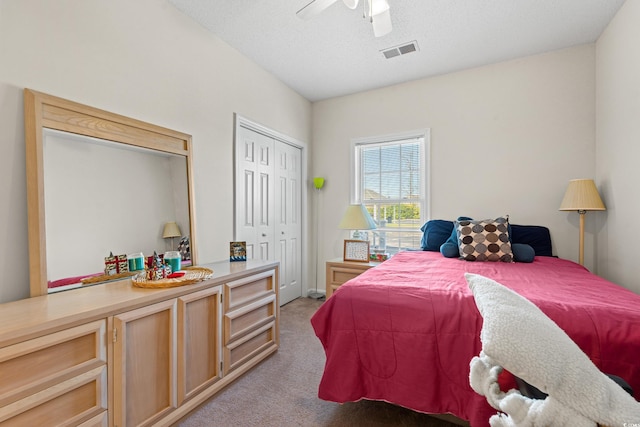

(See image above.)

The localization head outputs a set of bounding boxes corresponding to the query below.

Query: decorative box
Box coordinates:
[145,251,171,281]
[105,252,129,276]
[369,252,389,262]
[147,267,168,281]
[116,254,128,272]
[146,253,165,269]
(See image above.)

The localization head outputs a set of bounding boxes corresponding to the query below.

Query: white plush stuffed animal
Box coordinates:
[466,273,640,427]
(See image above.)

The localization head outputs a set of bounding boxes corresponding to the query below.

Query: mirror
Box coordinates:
[25,89,197,296]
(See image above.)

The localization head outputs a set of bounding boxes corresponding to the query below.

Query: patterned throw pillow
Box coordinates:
[456,217,513,262]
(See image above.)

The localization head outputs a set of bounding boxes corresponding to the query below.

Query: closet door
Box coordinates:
[234,120,303,305]
[275,143,302,305]
[235,126,274,261]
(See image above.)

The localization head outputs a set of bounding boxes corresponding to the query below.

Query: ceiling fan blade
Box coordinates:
[296,0,340,20]
[372,8,392,37]
[342,0,359,9]
[368,0,389,16]
[367,0,391,37]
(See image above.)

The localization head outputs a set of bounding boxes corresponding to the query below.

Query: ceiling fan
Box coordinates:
[296,0,392,37]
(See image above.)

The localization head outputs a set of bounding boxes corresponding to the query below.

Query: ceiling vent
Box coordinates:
[381,41,419,59]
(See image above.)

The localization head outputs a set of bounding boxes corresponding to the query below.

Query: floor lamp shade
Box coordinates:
[313,177,325,189]
[559,179,606,266]
[559,179,606,212]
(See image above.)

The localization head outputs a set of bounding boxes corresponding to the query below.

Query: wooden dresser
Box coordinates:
[0,260,278,427]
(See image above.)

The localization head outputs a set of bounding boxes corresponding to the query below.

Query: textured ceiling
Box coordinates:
[168,0,625,102]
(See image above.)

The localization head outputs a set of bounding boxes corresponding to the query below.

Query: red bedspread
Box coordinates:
[311,251,640,426]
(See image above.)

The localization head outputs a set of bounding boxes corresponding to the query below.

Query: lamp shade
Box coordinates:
[338,204,377,230]
[162,221,181,238]
[559,179,606,211]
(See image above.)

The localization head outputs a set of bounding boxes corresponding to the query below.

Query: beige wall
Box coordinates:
[1,0,634,303]
[0,0,311,303]
[312,45,598,288]
[596,0,640,293]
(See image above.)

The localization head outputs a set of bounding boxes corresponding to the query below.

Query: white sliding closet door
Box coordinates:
[234,121,303,305]
[235,126,274,262]
[274,142,302,305]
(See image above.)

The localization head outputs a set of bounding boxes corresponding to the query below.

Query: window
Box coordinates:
[352,131,429,254]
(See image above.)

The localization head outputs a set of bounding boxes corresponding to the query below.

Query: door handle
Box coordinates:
[262,233,267,237]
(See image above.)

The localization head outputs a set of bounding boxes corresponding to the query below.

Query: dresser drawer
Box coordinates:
[326,259,378,298]
[224,270,276,312]
[330,268,363,284]
[0,320,106,407]
[0,365,107,426]
[224,321,276,375]
[78,411,108,427]
[224,294,276,344]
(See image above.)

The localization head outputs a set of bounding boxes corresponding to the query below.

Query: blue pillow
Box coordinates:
[512,243,535,263]
[510,225,553,257]
[420,220,454,251]
[440,241,460,258]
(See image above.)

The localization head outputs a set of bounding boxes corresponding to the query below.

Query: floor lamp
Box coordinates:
[309,177,325,299]
[559,179,606,266]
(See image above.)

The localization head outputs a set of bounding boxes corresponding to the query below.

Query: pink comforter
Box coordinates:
[311,251,640,426]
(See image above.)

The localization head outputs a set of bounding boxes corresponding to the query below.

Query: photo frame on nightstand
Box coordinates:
[343,239,370,262]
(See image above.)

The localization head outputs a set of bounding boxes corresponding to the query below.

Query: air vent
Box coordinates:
[381,41,419,59]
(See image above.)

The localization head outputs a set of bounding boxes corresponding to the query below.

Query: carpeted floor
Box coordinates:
[176,297,466,427]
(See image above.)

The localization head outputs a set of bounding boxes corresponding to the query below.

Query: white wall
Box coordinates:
[0,0,311,303]
[312,45,598,288]
[596,0,640,293]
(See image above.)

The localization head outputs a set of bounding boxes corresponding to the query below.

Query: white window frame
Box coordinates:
[350,129,431,252]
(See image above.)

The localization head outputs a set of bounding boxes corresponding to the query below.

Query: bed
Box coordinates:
[311,248,640,426]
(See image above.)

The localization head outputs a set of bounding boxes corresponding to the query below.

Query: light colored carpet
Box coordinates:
[176,297,466,427]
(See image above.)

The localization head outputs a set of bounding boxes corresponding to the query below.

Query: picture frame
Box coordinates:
[343,239,370,262]
[229,241,247,262]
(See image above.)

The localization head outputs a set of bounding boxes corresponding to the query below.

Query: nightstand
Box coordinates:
[325,258,380,298]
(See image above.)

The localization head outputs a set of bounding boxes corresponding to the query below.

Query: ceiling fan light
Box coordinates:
[296,0,340,20]
[372,8,392,37]
[342,0,359,9]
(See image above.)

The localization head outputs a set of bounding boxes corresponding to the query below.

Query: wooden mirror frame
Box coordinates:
[24,89,197,297]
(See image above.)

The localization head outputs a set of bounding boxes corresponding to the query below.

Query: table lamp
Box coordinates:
[559,179,605,266]
[162,221,182,250]
[338,204,376,240]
